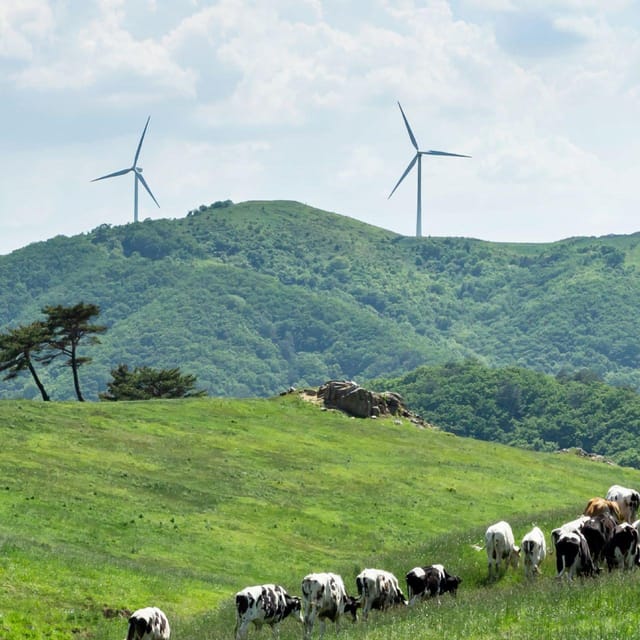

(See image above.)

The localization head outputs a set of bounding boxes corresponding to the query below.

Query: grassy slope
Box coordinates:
[1,396,640,639]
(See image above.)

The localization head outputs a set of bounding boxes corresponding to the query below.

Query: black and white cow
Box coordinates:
[234,584,301,640]
[125,607,170,640]
[604,522,639,571]
[554,529,596,580]
[355,568,407,620]
[579,513,616,570]
[300,572,358,640]
[405,564,462,605]
[485,521,520,580]
[521,526,547,579]
[606,485,640,523]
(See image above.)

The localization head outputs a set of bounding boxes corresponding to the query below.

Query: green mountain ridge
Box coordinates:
[1,199,639,400]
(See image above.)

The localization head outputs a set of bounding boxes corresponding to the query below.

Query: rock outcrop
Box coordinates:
[316,380,406,418]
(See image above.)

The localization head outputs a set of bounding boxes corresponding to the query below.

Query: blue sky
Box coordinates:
[1,0,639,255]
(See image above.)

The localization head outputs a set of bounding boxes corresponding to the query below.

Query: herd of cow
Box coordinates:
[123,483,640,640]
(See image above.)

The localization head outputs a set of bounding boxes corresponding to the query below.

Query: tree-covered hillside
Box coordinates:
[376,359,640,468]
[1,199,639,400]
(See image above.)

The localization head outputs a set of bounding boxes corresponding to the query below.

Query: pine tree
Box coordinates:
[0,322,53,401]
[42,302,107,402]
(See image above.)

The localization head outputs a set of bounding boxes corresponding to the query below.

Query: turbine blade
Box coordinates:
[397,102,419,151]
[133,116,151,166]
[91,167,132,182]
[388,154,418,199]
[423,150,471,158]
[136,173,160,208]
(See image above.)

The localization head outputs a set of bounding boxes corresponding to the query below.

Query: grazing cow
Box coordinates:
[125,607,170,640]
[485,521,520,580]
[579,514,616,570]
[521,526,547,579]
[355,568,407,620]
[604,523,639,571]
[554,530,596,580]
[405,564,462,605]
[583,497,623,522]
[301,572,358,640]
[606,485,640,523]
[234,584,301,640]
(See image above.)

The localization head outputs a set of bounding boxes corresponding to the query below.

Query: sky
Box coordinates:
[1,0,640,256]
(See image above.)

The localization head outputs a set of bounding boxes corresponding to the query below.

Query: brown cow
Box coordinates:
[583,497,623,523]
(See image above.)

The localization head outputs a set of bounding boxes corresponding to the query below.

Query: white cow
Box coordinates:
[355,568,407,620]
[521,526,547,578]
[301,572,358,640]
[234,584,301,640]
[485,521,520,580]
[606,485,640,523]
[125,607,170,640]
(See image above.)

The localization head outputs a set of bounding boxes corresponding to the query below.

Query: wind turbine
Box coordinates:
[92,116,160,223]
[388,102,470,238]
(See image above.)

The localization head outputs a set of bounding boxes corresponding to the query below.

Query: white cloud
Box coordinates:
[0,0,54,60]
[2,1,640,255]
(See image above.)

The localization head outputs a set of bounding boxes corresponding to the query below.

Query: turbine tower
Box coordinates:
[92,116,160,223]
[388,102,470,238]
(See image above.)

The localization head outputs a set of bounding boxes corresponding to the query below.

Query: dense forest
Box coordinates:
[0,199,639,400]
[376,359,640,468]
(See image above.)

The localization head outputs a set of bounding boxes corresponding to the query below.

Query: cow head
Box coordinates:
[344,595,360,622]
[285,595,303,622]
[444,575,462,595]
[510,545,521,569]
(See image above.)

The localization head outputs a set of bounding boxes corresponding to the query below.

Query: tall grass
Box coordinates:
[1,395,639,638]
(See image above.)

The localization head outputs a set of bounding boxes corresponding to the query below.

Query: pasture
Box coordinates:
[1,394,640,638]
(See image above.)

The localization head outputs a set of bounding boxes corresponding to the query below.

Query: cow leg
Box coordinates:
[235,619,249,640]
[303,613,315,640]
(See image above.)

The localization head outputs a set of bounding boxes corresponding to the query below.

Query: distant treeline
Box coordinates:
[376,359,640,469]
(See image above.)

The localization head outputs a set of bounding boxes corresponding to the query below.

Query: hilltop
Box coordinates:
[1,200,639,400]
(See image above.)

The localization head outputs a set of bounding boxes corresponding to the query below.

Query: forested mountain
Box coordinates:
[1,199,639,400]
[376,359,640,468]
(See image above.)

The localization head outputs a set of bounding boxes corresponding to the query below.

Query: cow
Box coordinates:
[485,521,520,580]
[355,568,407,620]
[606,485,640,523]
[583,497,623,523]
[125,607,170,640]
[234,584,301,640]
[604,523,639,571]
[579,513,616,570]
[405,564,461,605]
[554,529,596,580]
[300,572,358,640]
[521,526,546,579]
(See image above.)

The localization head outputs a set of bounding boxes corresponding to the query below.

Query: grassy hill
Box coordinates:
[1,200,640,400]
[2,395,640,639]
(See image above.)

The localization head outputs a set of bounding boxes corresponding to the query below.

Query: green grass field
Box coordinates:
[1,395,640,639]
